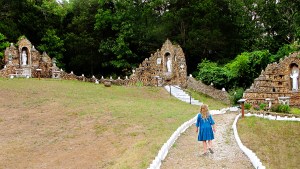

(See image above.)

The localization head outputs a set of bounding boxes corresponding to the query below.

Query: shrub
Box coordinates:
[271,104,290,113]
[228,88,244,105]
[244,103,252,110]
[259,103,267,110]
[278,104,290,113]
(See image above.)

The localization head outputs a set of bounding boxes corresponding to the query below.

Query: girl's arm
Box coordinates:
[212,124,216,132]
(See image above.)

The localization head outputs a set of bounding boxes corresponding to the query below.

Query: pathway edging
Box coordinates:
[147,108,229,169]
[232,113,300,169]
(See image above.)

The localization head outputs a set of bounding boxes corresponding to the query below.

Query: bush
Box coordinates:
[228,88,244,105]
[278,104,290,113]
[259,103,267,110]
[244,103,252,110]
[271,104,290,113]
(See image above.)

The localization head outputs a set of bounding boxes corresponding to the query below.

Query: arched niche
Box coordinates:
[20,47,29,66]
[164,52,171,73]
[289,63,299,91]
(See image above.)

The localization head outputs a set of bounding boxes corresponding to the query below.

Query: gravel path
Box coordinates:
[161,112,253,169]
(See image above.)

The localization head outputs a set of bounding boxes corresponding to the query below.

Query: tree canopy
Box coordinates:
[0,0,299,83]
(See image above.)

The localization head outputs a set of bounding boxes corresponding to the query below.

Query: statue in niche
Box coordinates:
[22,50,27,65]
[290,66,299,90]
[166,57,172,72]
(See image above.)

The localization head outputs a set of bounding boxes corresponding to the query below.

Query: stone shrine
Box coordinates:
[130,39,187,87]
[243,52,300,107]
[0,37,59,78]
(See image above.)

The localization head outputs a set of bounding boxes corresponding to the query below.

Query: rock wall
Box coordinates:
[243,52,300,106]
[187,77,230,104]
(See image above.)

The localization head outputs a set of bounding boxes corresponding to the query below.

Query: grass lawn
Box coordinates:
[187,89,230,110]
[238,116,300,169]
[0,78,228,169]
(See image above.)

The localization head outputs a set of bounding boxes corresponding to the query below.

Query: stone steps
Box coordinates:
[164,85,202,106]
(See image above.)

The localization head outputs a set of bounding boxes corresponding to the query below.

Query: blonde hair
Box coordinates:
[200,104,209,119]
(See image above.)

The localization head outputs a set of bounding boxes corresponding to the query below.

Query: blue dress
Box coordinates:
[195,113,215,141]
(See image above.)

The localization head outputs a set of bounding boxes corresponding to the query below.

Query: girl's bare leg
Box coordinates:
[208,140,214,153]
[208,140,212,149]
[202,141,207,153]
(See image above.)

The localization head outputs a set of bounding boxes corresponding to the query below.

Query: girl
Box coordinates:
[195,104,216,156]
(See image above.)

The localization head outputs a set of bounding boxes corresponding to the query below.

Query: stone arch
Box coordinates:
[20,47,29,66]
[164,52,171,73]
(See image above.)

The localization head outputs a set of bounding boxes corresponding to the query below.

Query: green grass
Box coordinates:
[2,78,225,169]
[187,89,229,110]
[290,107,300,115]
[238,116,300,169]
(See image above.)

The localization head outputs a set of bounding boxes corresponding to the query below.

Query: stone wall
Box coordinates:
[130,39,187,87]
[243,52,300,107]
[1,37,55,78]
[187,77,230,104]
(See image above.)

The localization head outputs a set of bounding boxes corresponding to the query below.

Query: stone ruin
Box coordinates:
[0,37,60,78]
[129,39,187,87]
[243,52,300,107]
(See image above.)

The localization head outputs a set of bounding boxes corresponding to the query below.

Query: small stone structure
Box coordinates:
[0,37,59,78]
[129,39,187,87]
[243,52,300,107]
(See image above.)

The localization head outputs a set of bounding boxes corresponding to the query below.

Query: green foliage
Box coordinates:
[197,50,272,91]
[271,104,291,113]
[0,33,9,60]
[225,50,272,89]
[244,103,252,110]
[135,81,143,87]
[228,88,244,105]
[1,0,300,78]
[38,29,65,68]
[196,59,230,89]
[272,41,300,62]
[259,103,267,111]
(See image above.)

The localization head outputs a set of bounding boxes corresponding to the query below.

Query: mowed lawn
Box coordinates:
[238,116,300,169]
[0,78,200,169]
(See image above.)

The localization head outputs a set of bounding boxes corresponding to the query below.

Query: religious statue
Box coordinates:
[22,51,27,65]
[290,67,299,91]
[167,57,172,72]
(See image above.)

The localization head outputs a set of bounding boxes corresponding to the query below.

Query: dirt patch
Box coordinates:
[161,112,253,169]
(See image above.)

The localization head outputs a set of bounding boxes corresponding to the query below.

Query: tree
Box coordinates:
[38,29,65,68]
[0,33,9,67]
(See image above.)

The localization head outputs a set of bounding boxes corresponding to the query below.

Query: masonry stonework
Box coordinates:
[243,52,300,107]
[129,39,187,87]
[0,37,58,78]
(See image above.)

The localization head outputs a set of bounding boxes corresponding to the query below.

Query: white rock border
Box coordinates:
[147,108,230,169]
[245,112,300,121]
[232,114,266,169]
[232,113,300,169]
